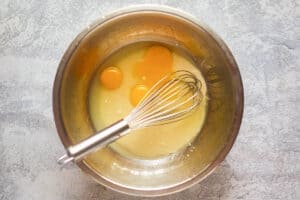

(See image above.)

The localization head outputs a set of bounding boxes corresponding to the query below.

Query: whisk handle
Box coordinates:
[58,119,130,166]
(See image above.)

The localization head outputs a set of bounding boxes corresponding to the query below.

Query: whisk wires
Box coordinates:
[125,70,202,130]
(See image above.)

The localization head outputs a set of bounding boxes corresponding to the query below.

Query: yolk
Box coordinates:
[99,67,122,89]
[135,45,173,87]
[130,84,149,106]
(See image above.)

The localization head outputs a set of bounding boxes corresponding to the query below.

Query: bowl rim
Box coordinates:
[53,4,244,197]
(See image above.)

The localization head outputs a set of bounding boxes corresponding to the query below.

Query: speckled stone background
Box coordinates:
[0,0,299,199]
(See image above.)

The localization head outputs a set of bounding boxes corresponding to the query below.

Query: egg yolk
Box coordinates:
[99,67,122,89]
[130,84,149,106]
[134,45,173,87]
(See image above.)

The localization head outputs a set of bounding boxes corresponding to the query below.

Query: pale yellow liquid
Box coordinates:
[88,43,208,159]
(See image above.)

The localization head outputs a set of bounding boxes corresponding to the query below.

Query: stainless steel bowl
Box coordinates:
[53,5,243,196]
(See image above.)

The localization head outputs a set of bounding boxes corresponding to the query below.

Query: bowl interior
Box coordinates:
[54,9,243,196]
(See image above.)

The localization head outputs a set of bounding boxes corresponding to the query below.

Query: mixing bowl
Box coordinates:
[53,5,243,196]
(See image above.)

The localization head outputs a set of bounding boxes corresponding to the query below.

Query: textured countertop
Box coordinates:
[0,0,299,199]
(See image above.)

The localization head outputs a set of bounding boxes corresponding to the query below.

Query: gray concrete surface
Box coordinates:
[0,0,299,199]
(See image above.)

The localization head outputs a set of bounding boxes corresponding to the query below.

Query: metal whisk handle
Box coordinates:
[57,119,130,166]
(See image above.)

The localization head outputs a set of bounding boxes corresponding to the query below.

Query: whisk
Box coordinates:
[58,70,202,165]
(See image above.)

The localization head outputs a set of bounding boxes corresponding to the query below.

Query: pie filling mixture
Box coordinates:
[88,42,208,159]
